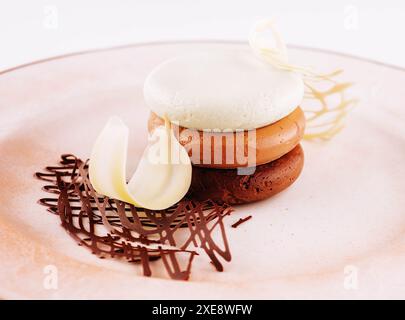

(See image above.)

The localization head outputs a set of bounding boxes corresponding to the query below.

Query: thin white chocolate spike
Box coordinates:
[249,19,358,140]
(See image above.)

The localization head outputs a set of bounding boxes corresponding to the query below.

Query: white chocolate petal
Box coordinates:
[89,116,192,210]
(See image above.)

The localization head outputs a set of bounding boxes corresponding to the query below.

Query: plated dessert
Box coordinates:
[34,21,353,280]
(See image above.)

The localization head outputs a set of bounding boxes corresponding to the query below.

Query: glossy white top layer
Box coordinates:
[143,50,304,130]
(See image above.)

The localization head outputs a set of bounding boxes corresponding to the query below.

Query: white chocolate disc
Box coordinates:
[143,51,304,130]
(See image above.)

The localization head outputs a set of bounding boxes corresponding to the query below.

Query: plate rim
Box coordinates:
[1,40,404,76]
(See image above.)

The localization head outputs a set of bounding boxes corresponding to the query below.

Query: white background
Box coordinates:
[0,0,404,71]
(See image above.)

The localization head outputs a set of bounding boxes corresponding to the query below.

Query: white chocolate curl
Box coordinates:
[89,117,192,210]
[249,19,358,140]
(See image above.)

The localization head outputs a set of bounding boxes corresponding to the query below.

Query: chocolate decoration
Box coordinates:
[36,154,233,280]
[231,215,252,228]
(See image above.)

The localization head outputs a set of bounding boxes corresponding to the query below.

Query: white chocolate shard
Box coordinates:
[89,116,191,210]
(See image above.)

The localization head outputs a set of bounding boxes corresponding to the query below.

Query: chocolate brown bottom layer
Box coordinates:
[187,144,304,205]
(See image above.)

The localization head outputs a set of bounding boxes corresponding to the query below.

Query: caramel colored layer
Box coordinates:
[148,107,305,169]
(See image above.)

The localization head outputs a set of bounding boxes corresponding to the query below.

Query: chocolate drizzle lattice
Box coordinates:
[36,154,233,280]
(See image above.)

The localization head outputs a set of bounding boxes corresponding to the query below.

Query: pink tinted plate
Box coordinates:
[1,41,405,299]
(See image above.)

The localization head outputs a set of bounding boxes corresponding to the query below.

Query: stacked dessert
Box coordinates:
[145,51,305,204]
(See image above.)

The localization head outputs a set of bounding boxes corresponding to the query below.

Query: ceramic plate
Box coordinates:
[1,41,405,299]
